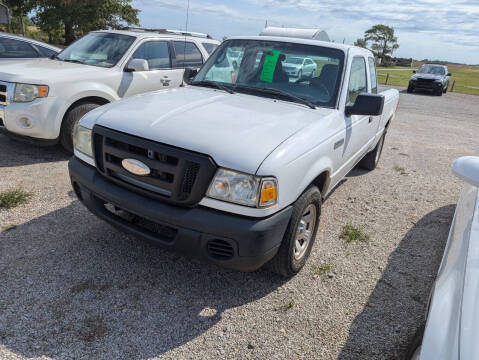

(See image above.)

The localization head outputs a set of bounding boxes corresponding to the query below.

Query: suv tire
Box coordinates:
[268,186,321,277]
[60,102,101,152]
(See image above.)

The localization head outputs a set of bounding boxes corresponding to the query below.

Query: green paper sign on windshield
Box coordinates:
[260,49,281,83]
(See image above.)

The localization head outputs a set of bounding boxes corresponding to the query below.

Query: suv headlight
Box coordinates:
[207,168,278,208]
[14,83,49,102]
[73,124,93,157]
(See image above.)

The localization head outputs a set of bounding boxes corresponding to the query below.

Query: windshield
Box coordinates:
[57,32,135,68]
[418,65,446,75]
[195,39,345,108]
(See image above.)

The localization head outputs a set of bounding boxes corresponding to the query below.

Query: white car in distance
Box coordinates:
[283,56,317,78]
[0,29,219,151]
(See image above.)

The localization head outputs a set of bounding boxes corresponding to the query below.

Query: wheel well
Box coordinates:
[63,96,110,120]
[311,171,329,197]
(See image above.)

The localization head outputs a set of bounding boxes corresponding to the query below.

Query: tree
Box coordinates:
[363,24,399,64]
[354,38,367,49]
[34,0,140,45]
[3,0,37,36]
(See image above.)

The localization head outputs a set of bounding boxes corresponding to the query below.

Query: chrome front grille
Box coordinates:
[0,81,13,106]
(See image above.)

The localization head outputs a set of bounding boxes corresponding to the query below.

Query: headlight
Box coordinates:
[435,79,443,83]
[14,83,49,102]
[73,125,93,157]
[207,168,278,208]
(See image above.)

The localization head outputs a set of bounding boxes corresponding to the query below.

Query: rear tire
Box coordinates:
[359,131,386,171]
[267,186,321,277]
[60,102,101,153]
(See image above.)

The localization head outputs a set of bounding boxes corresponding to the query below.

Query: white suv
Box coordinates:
[0,29,219,151]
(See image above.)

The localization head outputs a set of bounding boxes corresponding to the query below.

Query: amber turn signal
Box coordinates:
[37,85,49,98]
[259,179,278,207]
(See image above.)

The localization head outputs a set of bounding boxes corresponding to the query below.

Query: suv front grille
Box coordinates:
[92,125,217,207]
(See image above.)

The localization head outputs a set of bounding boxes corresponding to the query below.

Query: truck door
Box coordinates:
[119,40,183,98]
[367,57,382,141]
[343,56,374,164]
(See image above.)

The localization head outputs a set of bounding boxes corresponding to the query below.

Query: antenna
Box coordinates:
[180,0,190,87]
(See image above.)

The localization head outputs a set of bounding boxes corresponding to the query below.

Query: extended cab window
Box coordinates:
[0,38,38,58]
[173,41,203,67]
[368,57,378,94]
[348,57,368,103]
[132,41,171,70]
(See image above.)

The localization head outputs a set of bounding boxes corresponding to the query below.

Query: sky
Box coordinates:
[132,0,479,65]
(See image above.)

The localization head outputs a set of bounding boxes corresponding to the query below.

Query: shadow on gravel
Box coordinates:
[337,204,455,360]
[0,201,284,359]
[0,134,69,168]
[398,89,440,97]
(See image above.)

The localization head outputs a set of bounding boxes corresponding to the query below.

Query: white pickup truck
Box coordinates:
[0,29,219,151]
[68,35,399,276]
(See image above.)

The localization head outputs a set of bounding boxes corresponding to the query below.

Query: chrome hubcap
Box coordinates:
[293,204,317,260]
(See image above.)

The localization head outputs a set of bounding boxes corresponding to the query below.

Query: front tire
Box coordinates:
[407,85,414,93]
[267,186,321,277]
[60,102,101,152]
[298,69,302,79]
[359,131,386,170]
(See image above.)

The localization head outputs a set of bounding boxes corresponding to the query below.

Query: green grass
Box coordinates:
[377,63,479,96]
[0,189,32,210]
[313,263,333,276]
[340,224,370,243]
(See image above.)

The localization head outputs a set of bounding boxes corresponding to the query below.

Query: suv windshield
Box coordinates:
[418,65,446,75]
[195,39,345,108]
[56,32,135,68]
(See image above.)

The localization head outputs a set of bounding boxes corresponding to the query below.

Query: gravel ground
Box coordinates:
[1,88,478,360]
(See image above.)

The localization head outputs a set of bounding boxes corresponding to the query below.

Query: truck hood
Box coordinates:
[0,59,106,85]
[92,86,334,174]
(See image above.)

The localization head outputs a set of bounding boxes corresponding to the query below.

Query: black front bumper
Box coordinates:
[68,157,292,271]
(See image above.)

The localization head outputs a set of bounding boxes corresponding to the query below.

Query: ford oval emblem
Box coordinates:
[121,158,151,176]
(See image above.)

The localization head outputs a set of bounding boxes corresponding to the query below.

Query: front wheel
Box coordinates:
[298,69,302,79]
[407,85,414,93]
[60,102,101,152]
[267,186,321,277]
[359,131,386,170]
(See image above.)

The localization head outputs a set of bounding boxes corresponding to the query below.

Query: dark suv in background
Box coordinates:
[407,64,451,96]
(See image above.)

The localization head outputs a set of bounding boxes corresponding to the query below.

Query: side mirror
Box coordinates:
[413,70,417,74]
[183,67,198,84]
[452,156,479,187]
[345,93,385,117]
[447,72,452,76]
[125,59,149,72]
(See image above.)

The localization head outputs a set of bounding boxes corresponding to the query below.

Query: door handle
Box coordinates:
[368,116,373,123]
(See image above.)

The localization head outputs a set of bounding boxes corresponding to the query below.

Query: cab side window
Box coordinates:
[173,41,203,68]
[348,56,368,103]
[0,38,39,58]
[131,41,171,70]
[368,57,378,94]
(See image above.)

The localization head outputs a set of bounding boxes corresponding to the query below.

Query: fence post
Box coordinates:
[450,80,455,92]
[385,73,389,85]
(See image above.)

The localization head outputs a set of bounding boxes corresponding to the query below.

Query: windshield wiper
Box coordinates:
[191,80,235,94]
[234,85,316,109]
[62,59,85,64]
